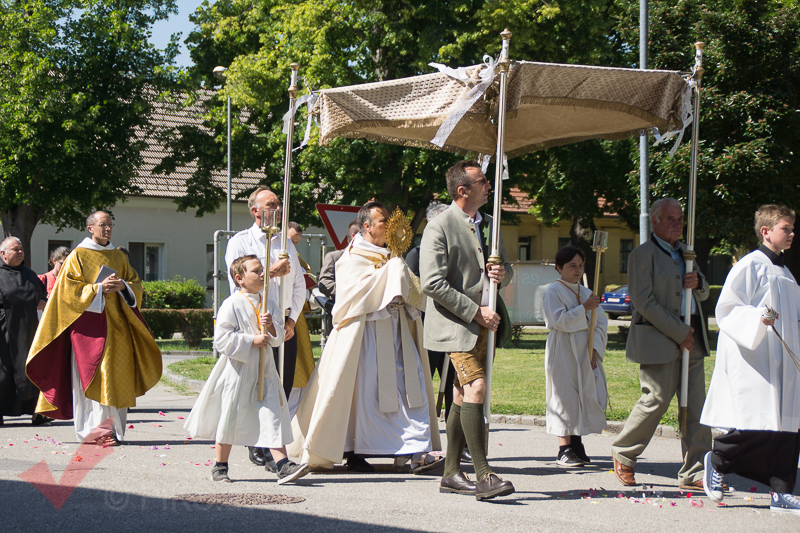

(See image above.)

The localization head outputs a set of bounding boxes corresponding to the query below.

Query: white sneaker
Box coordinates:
[703,452,724,502]
[770,492,800,514]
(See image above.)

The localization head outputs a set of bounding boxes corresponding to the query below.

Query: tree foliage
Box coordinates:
[171,0,626,231]
[0,0,180,257]
[617,0,800,256]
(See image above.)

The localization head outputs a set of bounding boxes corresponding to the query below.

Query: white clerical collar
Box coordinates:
[352,233,388,257]
[77,237,116,251]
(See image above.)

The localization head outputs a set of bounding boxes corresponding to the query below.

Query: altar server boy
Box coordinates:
[185,255,309,484]
[701,205,800,514]
[543,246,608,467]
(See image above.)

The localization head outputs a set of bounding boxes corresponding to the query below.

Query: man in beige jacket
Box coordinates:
[420,160,514,501]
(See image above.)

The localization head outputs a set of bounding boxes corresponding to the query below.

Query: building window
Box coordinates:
[518,236,530,261]
[129,243,164,281]
[620,239,633,273]
[558,237,571,250]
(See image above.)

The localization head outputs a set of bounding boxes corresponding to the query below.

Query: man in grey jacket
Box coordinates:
[611,197,711,490]
[420,160,514,501]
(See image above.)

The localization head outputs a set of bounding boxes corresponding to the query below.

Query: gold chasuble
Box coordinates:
[292,255,316,388]
[26,240,162,419]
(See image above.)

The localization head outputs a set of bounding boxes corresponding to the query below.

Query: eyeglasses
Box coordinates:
[91,224,114,229]
[463,177,489,188]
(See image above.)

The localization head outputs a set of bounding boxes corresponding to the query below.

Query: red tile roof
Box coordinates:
[133,90,262,199]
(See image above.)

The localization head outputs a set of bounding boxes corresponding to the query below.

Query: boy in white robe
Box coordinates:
[701,205,800,514]
[184,255,309,485]
[543,246,608,467]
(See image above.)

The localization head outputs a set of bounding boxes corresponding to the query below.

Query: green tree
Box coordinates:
[168,0,625,233]
[617,0,800,258]
[0,0,181,258]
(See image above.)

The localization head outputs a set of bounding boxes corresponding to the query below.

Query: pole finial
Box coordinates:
[694,41,705,51]
[501,28,512,40]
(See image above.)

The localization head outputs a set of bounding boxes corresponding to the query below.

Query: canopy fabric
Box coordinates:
[315,60,689,158]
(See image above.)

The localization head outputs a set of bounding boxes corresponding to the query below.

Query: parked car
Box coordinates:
[600,285,631,319]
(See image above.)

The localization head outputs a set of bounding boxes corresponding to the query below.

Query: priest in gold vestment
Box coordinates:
[26,211,162,445]
[289,202,441,470]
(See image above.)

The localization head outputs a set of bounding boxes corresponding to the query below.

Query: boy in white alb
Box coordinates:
[701,205,800,514]
[543,246,608,467]
[184,255,309,484]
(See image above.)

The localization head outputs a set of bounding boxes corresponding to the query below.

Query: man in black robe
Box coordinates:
[0,237,47,425]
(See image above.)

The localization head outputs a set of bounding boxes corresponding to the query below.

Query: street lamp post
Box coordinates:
[213,66,232,232]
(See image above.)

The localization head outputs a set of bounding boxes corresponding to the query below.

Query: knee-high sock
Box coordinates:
[461,402,491,481]
[443,403,466,478]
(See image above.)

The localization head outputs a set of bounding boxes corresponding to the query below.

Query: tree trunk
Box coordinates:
[1,204,44,271]
[569,215,596,290]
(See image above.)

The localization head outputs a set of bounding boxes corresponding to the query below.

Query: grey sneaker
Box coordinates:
[703,452,724,502]
[556,448,587,467]
[770,492,800,514]
[265,459,278,473]
[211,464,231,482]
[276,461,310,485]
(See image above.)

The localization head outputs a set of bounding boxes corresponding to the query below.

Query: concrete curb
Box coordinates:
[161,369,206,393]
[486,414,680,439]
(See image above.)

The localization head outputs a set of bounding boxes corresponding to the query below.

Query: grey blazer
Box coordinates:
[317,248,344,299]
[419,203,511,353]
[626,237,710,365]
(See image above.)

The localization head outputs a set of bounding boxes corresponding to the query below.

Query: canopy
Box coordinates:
[315,60,690,158]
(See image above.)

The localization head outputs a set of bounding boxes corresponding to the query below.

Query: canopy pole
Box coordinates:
[679,42,704,437]
[484,29,512,433]
[278,62,300,383]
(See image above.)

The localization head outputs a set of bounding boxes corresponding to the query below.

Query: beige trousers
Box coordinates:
[612,326,711,485]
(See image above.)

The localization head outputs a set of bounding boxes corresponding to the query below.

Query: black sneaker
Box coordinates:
[556,448,587,467]
[211,464,231,482]
[277,461,310,485]
[573,442,591,464]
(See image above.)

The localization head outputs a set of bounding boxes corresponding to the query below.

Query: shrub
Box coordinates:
[140,309,181,339]
[182,309,214,347]
[140,309,213,347]
[142,277,206,309]
[701,285,723,318]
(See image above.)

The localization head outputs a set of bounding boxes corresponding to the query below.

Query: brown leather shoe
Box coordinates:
[440,472,476,495]
[679,479,728,492]
[475,473,515,501]
[613,456,636,486]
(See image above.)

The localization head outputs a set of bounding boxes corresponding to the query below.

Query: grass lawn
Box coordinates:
[163,327,718,428]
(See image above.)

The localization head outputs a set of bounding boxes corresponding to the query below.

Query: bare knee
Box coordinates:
[462,378,486,403]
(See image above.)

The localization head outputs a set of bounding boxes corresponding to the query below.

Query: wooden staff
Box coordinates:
[587,231,608,361]
[436,354,451,417]
[258,209,279,402]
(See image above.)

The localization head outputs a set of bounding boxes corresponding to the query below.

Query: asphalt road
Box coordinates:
[0,381,793,532]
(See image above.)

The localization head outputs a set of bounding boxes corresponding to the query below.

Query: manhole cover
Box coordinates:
[174,493,306,506]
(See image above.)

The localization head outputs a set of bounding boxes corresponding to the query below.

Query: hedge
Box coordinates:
[142,277,206,309]
[141,309,213,347]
